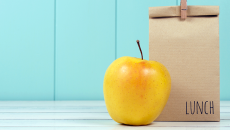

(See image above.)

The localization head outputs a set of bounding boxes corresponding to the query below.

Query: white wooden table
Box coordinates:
[0,101,229,130]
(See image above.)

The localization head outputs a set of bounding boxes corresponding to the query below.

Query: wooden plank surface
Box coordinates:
[0,128,230,130]
[0,127,230,130]
[0,101,229,129]
[0,101,228,106]
[0,113,111,119]
[0,119,230,127]
[0,106,228,113]
[0,106,107,112]
[0,112,229,120]
[0,101,106,106]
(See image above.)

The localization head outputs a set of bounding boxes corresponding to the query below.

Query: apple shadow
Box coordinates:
[109,122,155,130]
[119,122,154,126]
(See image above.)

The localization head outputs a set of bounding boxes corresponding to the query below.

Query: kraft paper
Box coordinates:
[149,6,220,121]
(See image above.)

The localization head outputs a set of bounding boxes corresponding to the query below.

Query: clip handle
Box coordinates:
[181,0,187,19]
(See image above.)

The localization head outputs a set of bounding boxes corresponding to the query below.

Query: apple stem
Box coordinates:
[136,40,143,60]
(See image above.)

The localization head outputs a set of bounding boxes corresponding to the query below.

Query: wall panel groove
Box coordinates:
[54,0,57,101]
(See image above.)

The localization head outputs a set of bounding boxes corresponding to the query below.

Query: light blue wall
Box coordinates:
[116,0,176,60]
[0,0,54,100]
[55,0,115,100]
[219,0,230,101]
[0,0,229,100]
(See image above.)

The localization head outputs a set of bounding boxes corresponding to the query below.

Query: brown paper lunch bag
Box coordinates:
[149,6,220,121]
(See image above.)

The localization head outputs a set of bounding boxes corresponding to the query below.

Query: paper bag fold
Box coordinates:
[149,6,219,18]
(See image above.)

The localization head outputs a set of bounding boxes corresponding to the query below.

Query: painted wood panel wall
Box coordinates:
[0,0,229,100]
[0,0,54,100]
[55,0,115,100]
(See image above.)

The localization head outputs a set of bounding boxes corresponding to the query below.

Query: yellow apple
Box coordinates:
[103,40,171,125]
